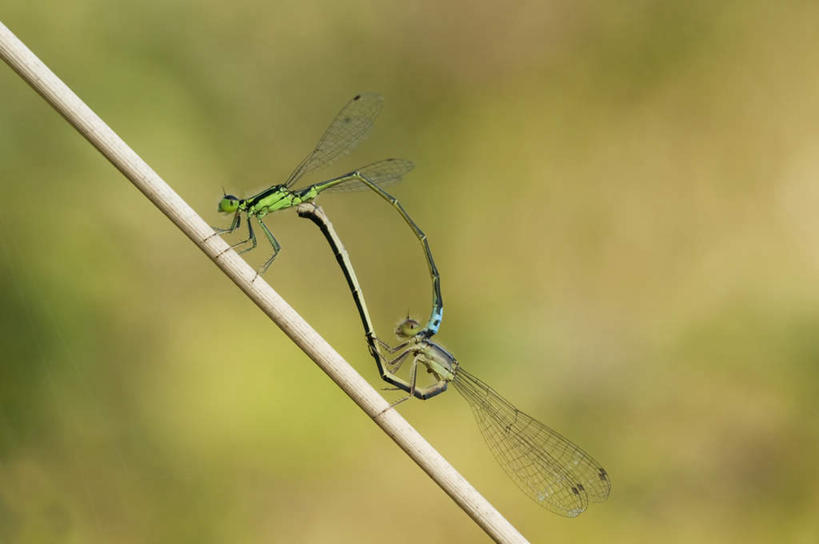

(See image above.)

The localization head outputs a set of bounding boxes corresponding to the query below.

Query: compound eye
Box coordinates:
[218,197,239,213]
[395,317,422,338]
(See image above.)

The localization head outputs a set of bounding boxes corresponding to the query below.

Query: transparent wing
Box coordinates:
[323,158,414,193]
[285,93,384,188]
[453,368,610,517]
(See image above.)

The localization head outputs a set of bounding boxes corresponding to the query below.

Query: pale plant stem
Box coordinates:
[0,20,529,544]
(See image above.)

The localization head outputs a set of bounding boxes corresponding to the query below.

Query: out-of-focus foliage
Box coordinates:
[2,1,819,542]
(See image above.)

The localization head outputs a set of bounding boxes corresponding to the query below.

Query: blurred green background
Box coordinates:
[2,1,819,542]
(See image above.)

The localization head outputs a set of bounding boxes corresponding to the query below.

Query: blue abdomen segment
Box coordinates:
[425,307,443,336]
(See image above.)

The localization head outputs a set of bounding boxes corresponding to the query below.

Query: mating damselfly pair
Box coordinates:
[213,93,610,517]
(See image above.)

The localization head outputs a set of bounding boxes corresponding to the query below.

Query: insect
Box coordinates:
[297,202,611,517]
[215,94,442,334]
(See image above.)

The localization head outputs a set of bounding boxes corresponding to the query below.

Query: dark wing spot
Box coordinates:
[571,486,579,495]
[353,94,361,100]
[599,468,608,481]
[576,484,585,492]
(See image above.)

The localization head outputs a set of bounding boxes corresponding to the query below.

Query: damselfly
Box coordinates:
[296,202,611,517]
[214,94,442,335]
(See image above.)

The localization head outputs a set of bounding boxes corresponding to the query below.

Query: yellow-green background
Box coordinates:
[2,2,819,542]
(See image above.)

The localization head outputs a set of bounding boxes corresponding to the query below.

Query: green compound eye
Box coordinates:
[395,317,421,339]
[217,195,239,213]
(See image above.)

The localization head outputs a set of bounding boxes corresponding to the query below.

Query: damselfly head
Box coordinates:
[217,194,240,214]
[395,317,422,339]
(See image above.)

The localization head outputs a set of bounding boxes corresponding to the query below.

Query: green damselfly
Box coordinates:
[214,94,442,335]
[297,202,611,517]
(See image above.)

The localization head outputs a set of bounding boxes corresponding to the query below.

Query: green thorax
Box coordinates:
[244,184,321,217]
[419,338,458,383]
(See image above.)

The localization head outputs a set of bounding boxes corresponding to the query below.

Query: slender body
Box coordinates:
[215,93,442,335]
[296,202,415,394]
[297,202,611,517]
